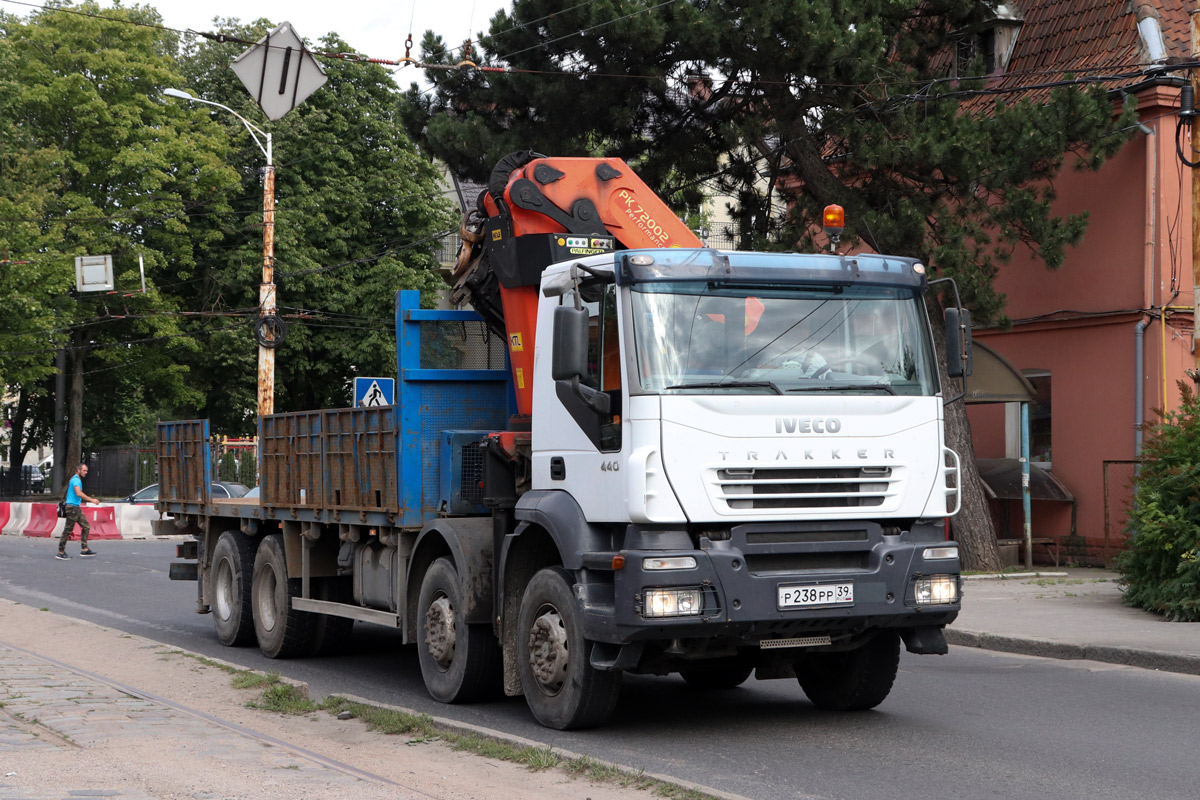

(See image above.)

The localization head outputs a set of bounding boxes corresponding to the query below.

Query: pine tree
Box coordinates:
[404,0,1138,569]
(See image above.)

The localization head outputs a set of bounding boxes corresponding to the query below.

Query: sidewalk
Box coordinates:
[947,567,1200,675]
[0,600,665,800]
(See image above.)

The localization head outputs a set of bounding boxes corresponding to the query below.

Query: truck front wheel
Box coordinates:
[794,631,900,711]
[516,567,621,730]
[251,534,313,658]
[417,557,500,703]
[211,531,255,647]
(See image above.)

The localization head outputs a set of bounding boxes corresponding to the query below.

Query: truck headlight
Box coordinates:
[642,587,704,618]
[914,575,959,605]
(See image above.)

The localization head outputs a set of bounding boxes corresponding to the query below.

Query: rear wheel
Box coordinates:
[795,631,900,711]
[417,558,501,703]
[211,531,256,647]
[517,567,621,730]
[251,534,313,658]
[679,663,754,690]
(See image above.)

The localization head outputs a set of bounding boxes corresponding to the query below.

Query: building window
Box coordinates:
[1006,370,1051,468]
[955,30,998,76]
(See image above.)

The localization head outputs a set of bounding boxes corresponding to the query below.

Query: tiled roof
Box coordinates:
[944,0,1190,103]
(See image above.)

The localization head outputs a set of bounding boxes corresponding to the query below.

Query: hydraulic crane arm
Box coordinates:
[451,152,701,418]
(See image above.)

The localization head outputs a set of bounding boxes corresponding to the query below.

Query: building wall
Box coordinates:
[965,86,1195,564]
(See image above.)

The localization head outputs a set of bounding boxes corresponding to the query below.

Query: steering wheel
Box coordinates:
[824,354,883,375]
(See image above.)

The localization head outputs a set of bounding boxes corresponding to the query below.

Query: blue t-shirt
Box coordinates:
[66,475,83,506]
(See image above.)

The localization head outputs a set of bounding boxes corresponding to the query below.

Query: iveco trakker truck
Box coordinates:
[158,153,968,730]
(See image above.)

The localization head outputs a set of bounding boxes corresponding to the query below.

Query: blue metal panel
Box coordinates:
[401,369,510,382]
[394,290,512,527]
[397,290,424,527]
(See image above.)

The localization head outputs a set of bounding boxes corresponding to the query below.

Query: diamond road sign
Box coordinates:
[230,21,327,121]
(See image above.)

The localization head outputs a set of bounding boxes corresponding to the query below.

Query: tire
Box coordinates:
[416,558,501,703]
[679,663,754,690]
[795,631,901,711]
[211,531,256,647]
[308,577,355,657]
[251,534,314,659]
[516,567,621,730]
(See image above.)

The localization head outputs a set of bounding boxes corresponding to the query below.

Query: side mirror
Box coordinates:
[551,305,611,415]
[552,306,589,380]
[944,307,973,378]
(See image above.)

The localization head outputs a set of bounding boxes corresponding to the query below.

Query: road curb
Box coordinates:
[334,692,754,800]
[946,628,1200,676]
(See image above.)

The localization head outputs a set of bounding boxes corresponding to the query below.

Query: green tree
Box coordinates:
[174,21,455,433]
[0,1,241,477]
[404,0,1137,570]
[1115,383,1200,621]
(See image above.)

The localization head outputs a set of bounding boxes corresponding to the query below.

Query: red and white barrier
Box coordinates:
[2,502,31,536]
[114,504,161,538]
[22,503,63,538]
[1,502,172,540]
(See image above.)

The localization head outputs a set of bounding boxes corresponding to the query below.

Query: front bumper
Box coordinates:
[579,521,961,646]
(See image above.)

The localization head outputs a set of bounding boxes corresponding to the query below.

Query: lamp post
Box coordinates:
[165,88,278,418]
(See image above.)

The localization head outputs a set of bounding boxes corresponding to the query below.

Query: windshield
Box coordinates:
[630,282,938,396]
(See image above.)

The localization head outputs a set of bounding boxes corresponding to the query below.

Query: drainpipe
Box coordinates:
[1021,401,1032,569]
[1135,317,1149,462]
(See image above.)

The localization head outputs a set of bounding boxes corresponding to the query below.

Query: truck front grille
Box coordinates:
[714,466,894,511]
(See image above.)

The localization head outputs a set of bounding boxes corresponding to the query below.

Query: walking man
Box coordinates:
[58,463,100,560]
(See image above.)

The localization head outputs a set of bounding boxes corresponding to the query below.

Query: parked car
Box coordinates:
[24,465,44,493]
[244,486,260,499]
[123,481,249,504]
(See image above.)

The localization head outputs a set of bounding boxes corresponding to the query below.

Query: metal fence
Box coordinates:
[42,439,256,500]
[0,465,48,496]
[211,439,258,488]
[83,445,156,499]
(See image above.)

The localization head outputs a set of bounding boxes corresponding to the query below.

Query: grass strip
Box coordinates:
[314,696,719,798]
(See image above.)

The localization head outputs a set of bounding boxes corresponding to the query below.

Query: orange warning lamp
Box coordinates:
[822,204,845,236]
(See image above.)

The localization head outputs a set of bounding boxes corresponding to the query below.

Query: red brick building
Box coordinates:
[961,0,1195,564]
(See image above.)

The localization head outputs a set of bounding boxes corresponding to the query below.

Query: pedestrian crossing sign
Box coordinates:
[354,377,395,408]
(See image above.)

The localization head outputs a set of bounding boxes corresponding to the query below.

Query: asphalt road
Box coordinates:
[2,535,1197,800]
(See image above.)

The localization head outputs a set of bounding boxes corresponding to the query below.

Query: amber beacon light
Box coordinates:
[822,204,845,252]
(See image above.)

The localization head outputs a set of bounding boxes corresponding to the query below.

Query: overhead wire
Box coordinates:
[3,0,1187,98]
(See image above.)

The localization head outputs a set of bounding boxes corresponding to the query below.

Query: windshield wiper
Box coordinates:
[787,383,896,395]
[666,380,783,394]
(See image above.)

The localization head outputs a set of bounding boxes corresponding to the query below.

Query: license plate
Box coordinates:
[777,582,854,610]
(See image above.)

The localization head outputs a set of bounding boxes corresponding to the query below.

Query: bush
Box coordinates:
[1115,382,1200,621]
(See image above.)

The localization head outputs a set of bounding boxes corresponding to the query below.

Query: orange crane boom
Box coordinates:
[452,152,702,418]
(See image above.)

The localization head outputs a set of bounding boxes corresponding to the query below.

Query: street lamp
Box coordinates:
[165,88,279,418]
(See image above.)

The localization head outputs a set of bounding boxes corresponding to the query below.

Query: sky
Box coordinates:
[17,1,509,77]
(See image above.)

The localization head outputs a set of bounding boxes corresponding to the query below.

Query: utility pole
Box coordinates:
[163,89,277,418]
[1191,11,1200,371]
[258,152,277,417]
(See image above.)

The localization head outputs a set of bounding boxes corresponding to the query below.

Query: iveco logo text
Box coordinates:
[776,417,842,434]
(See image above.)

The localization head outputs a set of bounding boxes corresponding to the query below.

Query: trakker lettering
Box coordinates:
[719,448,896,461]
[775,417,842,434]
